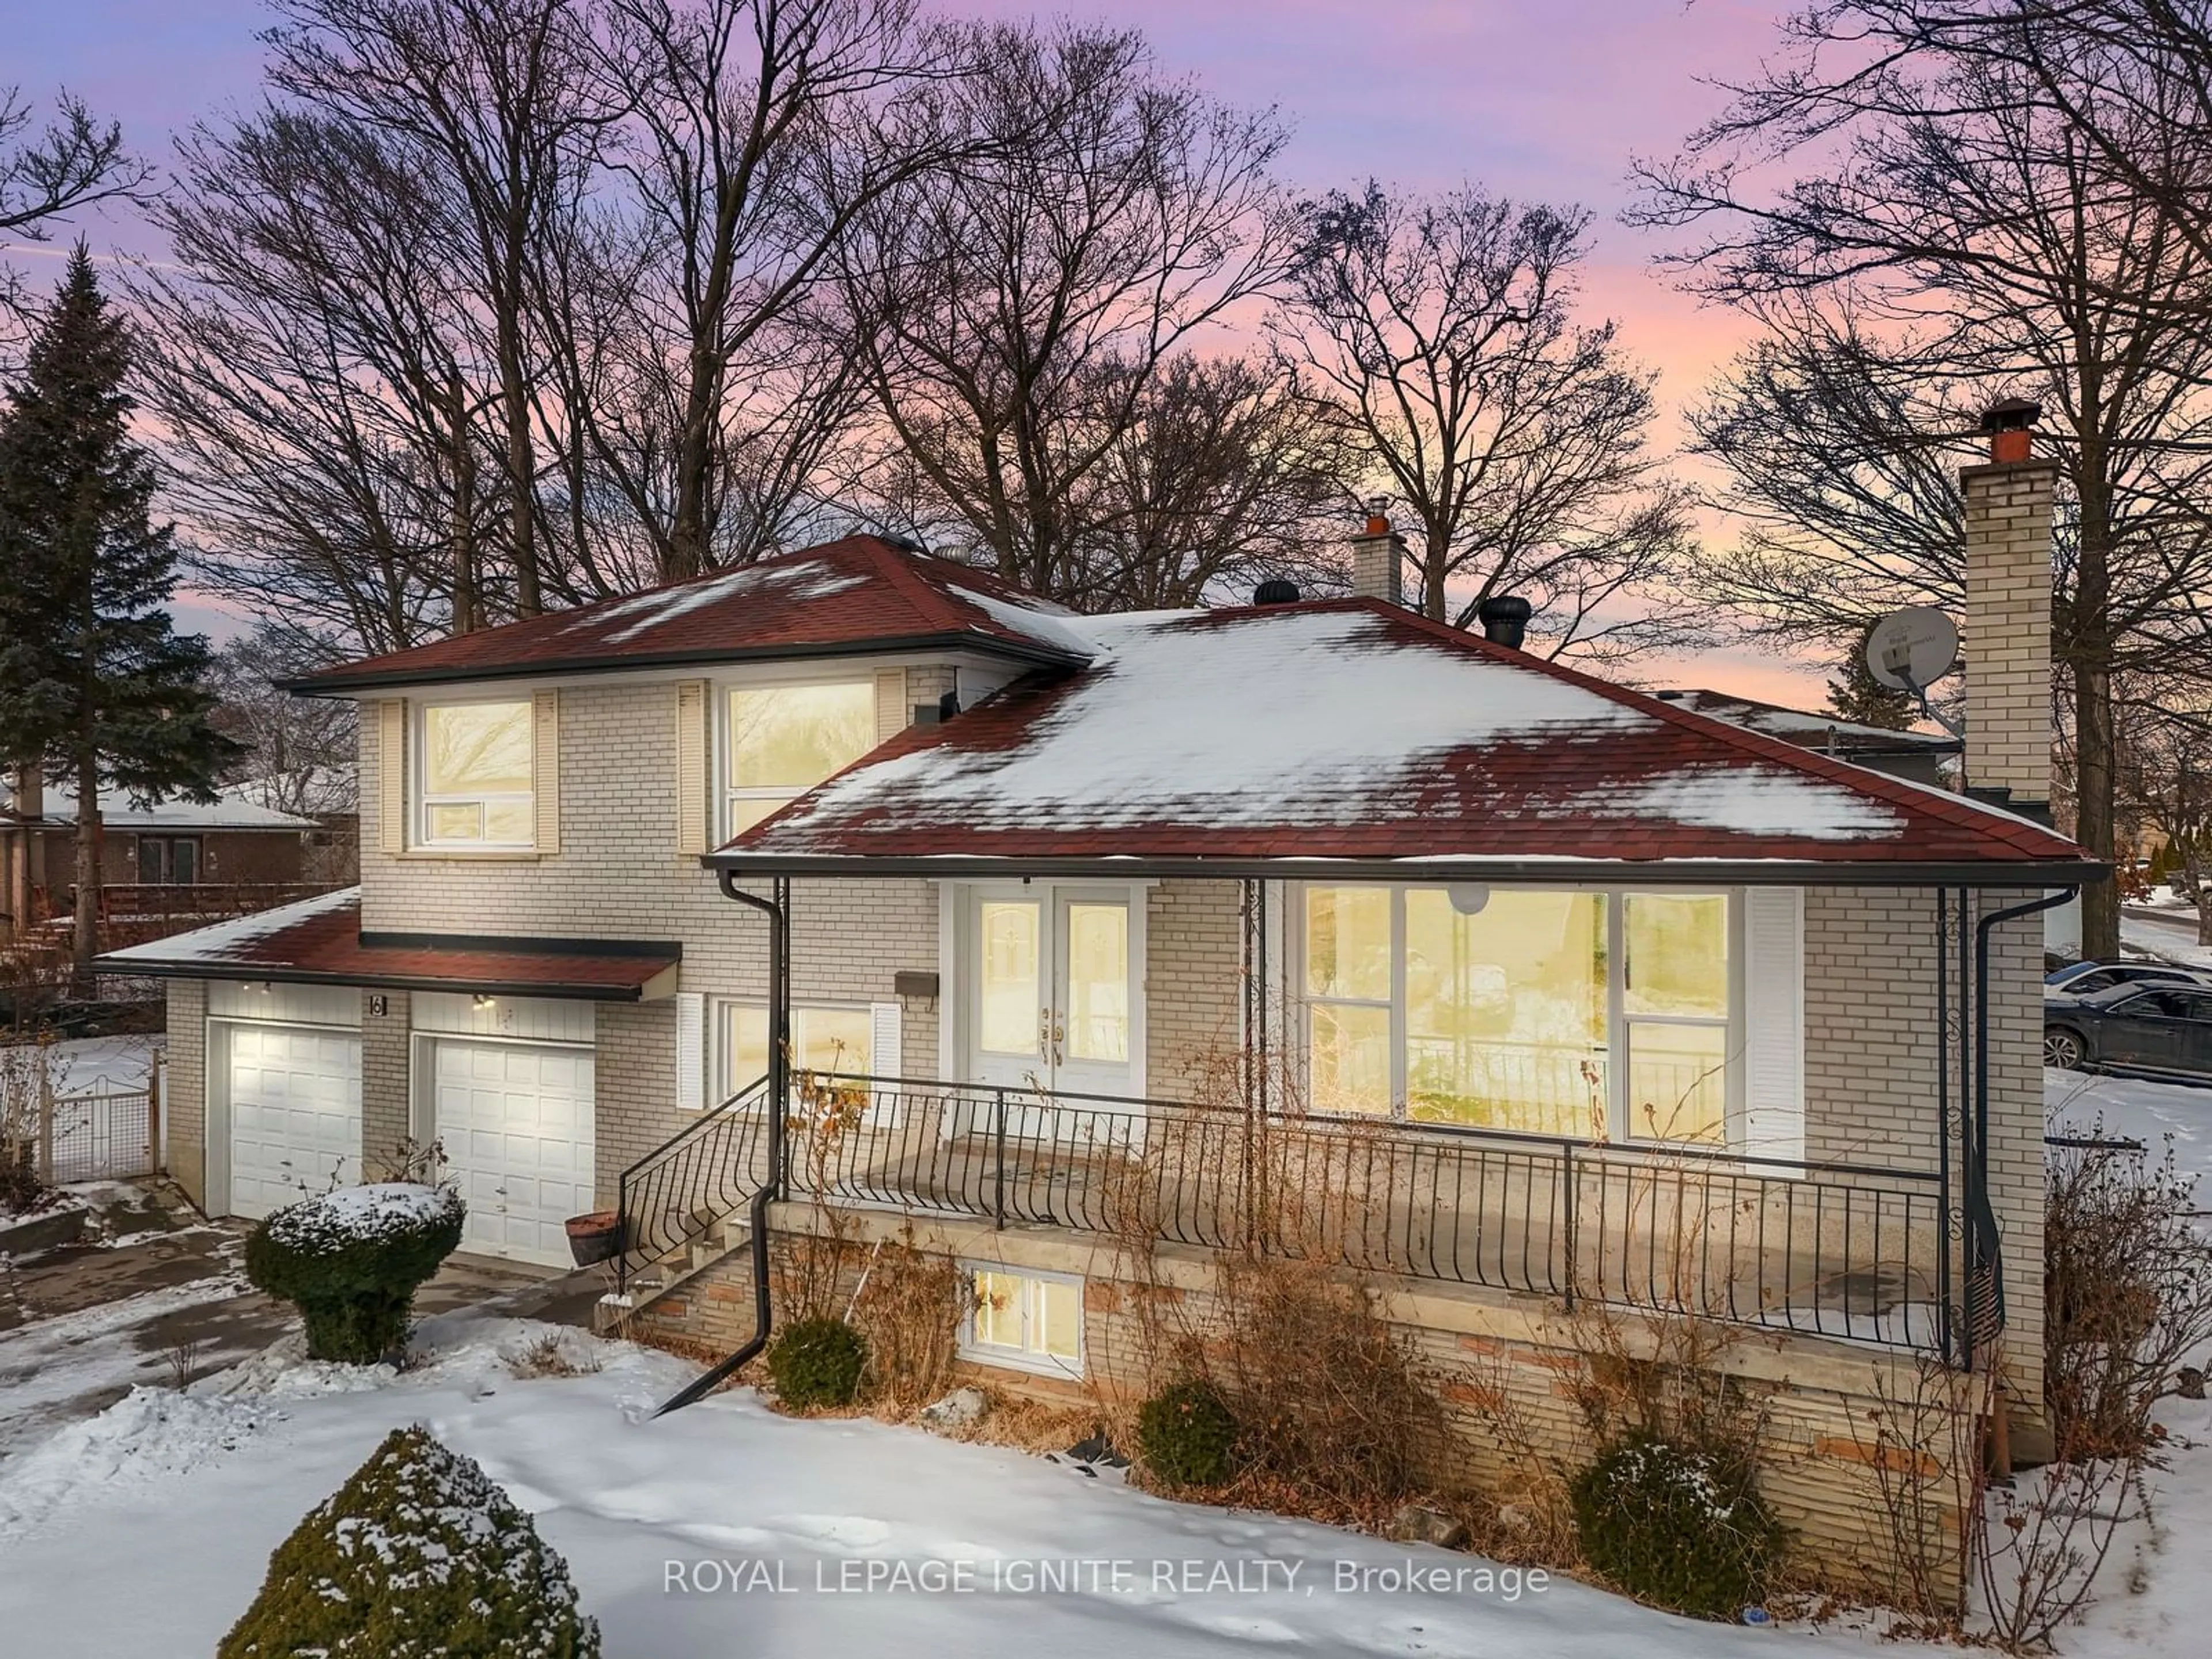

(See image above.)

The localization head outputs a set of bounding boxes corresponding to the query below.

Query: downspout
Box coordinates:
[1967,886,2075,1349]
[652,872,790,1418]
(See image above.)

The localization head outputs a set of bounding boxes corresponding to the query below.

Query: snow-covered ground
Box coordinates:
[2047,1068,2212,1189]
[0,1310,1762,1659]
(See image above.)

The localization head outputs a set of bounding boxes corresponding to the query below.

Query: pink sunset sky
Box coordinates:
[10,0,1832,702]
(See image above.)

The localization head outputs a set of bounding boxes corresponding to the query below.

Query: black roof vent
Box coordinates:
[1476,594,1533,649]
[1253,579,1301,606]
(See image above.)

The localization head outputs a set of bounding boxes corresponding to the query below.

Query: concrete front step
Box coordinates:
[594,1224,751,1332]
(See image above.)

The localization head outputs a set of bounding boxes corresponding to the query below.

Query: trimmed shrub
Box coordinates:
[1137,1378,1242,1488]
[245,1183,464,1362]
[768,1316,867,1408]
[219,1425,600,1658]
[1569,1432,1784,1620]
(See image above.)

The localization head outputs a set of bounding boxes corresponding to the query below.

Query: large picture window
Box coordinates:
[1301,885,1734,1143]
[725,680,877,835]
[418,699,534,848]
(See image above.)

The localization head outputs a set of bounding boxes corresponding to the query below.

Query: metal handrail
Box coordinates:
[613,1074,770,1298]
[781,1070,1952,1355]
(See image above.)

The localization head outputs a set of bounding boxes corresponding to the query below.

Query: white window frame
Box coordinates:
[957,1262,1085,1380]
[1291,882,1745,1147]
[717,671,880,842]
[414,695,536,851]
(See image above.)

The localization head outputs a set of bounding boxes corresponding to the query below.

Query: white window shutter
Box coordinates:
[874,669,908,743]
[376,699,406,854]
[676,991,706,1112]
[1741,887,1805,1168]
[868,1000,903,1125]
[675,680,710,855]
[531,689,560,854]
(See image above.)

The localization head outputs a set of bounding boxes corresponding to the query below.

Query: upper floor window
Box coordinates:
[1301,884,1734,1144]
[418,699,534,849]
[725,679,877,834]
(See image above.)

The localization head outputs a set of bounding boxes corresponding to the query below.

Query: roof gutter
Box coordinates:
[86,959,668,1002]
[281,630,1089,697]
[699,850,2110,890]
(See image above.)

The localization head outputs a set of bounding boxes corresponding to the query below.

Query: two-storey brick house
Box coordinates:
[104,434,2091,1584]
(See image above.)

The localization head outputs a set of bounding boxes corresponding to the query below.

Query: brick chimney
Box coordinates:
[1960,398,2056,810]
[1349,509,1407,607]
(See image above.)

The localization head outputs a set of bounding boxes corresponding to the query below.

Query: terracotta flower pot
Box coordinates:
[564,1209,624,1267]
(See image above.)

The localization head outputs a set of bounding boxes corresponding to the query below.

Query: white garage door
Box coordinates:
[225,1024,364,1220]
[431,1039,596,1266]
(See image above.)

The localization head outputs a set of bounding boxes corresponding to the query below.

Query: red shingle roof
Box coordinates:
[289,538,1093,693]
[709,602,2094,880]
[96,889,679,1000]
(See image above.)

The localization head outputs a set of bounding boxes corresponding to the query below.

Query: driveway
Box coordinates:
[0,1181,605,1459]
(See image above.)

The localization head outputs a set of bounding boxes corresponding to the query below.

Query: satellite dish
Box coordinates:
[1866,607,1959,692]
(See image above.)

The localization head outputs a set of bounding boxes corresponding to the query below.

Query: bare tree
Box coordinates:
[589,0,973,582]
[1633,14,2212,957]
[1278,182,1695,661]
[1073,352,1357,609]
[263,0,618,620]
[1,88,148,350]
[2120,693,2212,943]
[832,21,1297,605]
[207,630,360,820]
[133,111,489,654]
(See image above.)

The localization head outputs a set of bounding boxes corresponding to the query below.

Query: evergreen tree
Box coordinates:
[1825,625,1918,731]
[0,246,237,987]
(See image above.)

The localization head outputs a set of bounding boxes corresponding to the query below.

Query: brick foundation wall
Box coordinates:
[630,1206,1965,1596]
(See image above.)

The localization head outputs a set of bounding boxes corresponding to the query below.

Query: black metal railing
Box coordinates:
[782,1071,1950,1354]
[614,1077,771,1297]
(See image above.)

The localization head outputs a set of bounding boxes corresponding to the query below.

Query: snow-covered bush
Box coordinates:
[244,1183,464,1362]
[767,1315,867,1408]
[1569,1431,1783,1620]
[1137,1378,1243,1489]
[218,1424,600,1658]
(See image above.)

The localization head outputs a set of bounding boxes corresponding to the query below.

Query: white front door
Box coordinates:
[430,1037,596,1266]
[962,885,1141,1123]
[224,1023,363,1219]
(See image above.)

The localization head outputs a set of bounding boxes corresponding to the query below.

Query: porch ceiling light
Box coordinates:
[472,993,497,1010]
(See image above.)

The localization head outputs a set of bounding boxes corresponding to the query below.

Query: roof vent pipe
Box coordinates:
[1476,594,1533,649]
[1252,579,1301,606]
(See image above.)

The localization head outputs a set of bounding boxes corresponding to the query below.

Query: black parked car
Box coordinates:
[2044,980,2212,1080]
[2045,959,2210,997]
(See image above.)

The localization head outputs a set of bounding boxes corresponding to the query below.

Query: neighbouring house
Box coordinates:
[1,778,330,950]
[99,421,2092,1592]
[1650,689,1961,789]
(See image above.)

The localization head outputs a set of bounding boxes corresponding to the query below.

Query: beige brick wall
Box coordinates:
[164,980,206,1207]
[360,988,412,1175]
[1145,880,1242,1097]
[1962,460,2056,806]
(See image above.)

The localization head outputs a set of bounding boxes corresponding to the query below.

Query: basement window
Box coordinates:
[959,1264,1084,1380]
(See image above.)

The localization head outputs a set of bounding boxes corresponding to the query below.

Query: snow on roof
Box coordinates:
[780,608,1650,835]
[1617,764,1906,843]
[97,886,361,968]
[715,600,2087,872]
[0,781,318,831]
[290,537,1096,694]
[582,555,870,645]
